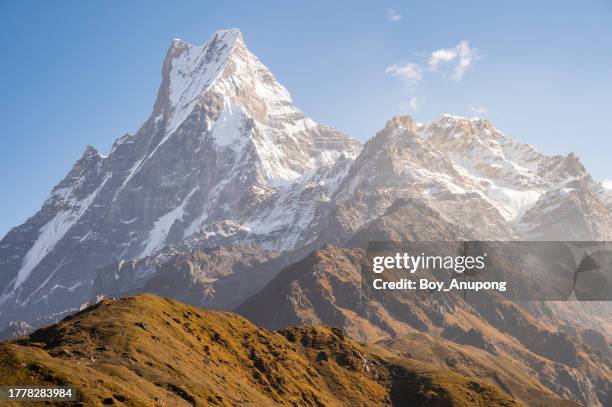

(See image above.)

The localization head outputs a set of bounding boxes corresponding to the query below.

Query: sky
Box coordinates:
[1,0,612,238]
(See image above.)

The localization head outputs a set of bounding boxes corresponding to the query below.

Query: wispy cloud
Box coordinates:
[429,41,480,82]
[467,104,487,114]
[387,9,403,22]
[429,49,456,68]
[603,180,612,190]
[385,63,422,84]
[410,96,419,111]
[386,40,481,85]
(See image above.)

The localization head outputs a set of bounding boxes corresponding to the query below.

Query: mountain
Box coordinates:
[0,294,545,407]
[1,27,611,406]
[321,115,612,243]
[0,29,360,329]
[236,244,611,406]
[2,29,611,332]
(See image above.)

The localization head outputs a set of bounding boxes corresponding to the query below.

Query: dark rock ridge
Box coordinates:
[91,244,290,310]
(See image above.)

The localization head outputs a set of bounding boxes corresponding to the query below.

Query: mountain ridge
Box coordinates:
[1,293,574,407]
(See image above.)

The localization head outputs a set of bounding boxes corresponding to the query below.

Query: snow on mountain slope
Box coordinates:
[152,28,351,185]
[140,186,199,257]
[15,172,112,290]
[327,115,611,241]
[424,115,561,220]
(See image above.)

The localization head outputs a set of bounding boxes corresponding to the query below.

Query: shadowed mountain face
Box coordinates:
[0,294,540,407]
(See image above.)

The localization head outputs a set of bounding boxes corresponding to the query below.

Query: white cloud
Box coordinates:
[386,40,480,88]
[387,9,403,22]
[468,104,487,114]
[430,49,456,68]
[602,180,612,190]
[386,41,481,110]
[385,63,422,84]
[428,40,480,82]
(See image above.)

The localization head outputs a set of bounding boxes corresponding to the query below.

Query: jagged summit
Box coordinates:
[379,114,499,141]
[331,113,609,236]
[80,145,101,158]
[154,29,249,133]
[155,28,299,136]
[170,28,243,48]
[145,28,360,184]
[382,115,422,133]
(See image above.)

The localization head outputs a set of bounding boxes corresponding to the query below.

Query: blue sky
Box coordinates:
[1,0,612,238]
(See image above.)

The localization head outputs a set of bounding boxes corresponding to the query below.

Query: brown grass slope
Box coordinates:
[0,294,524,406]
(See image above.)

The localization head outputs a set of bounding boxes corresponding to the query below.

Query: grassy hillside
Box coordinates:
[0,294,531,406]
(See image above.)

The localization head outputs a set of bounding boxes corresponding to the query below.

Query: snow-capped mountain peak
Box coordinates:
[145,28,356,185]
[160,29,244,133]
[332,114,611,237]
[0,29,360,327]
[155,28,300,139]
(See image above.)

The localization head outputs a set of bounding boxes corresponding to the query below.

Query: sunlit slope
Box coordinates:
[0,294,532,406]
